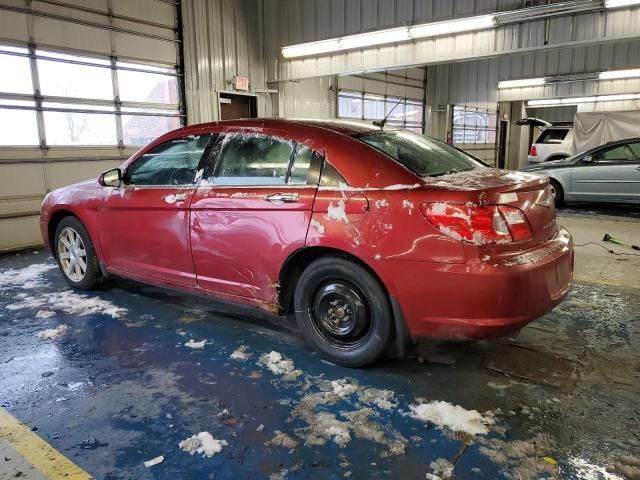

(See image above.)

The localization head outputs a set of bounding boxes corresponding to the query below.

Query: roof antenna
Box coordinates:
[373,98,403,129]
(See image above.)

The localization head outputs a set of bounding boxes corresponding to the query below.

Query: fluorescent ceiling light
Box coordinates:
[409,14,495,39]
[498,78,546,89]
[528,99,561,106]
[282,39,341,59]
[560,96,597,104]
[599,68,640,80]
[281,13,496,59]
[339,28,409,50]
[528,93,640,106]
[605,0,640,8]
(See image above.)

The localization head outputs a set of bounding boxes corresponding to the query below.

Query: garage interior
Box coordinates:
[1,0,639,479]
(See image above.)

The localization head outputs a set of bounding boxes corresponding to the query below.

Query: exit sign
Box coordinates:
[233,76,249,91]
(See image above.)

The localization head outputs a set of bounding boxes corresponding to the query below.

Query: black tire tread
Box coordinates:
[293,255,393,367]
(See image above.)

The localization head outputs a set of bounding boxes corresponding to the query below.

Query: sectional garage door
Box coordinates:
[0,0,184,251]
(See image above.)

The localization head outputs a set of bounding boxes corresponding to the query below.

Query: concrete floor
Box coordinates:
[1,206,639,480]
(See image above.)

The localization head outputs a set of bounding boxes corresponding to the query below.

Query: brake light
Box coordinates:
[529,145,537,157]
[420,203,532,244]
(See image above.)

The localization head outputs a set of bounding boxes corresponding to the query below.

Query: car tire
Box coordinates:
[549,179,564,208]
[54,216,105,290]
[294,256,393,367]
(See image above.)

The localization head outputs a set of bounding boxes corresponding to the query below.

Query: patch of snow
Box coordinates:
[0,263,56,289]
[568,457,624,480]
[409,401,494,436]
[374,199,389,208]
[331,379,358,397]
[438,225,463,241]
[230,345,250,360]
[265,430,298,449]
[357,388,397,410]
[143,455,164,467]
[179,432,227,458]
[7,290,127,318]
[36,324,68,340]
[402,199,414,214]
[36,310,56,319]
[230,192,249,198]
[374,254,381,260]
[481,255,491,262]
[326,199,349,223]
[426,202,449,216]
[184,339,207,349]
[163,194,178,204]
[310,219,325,235]
[259,351,303,380]
[426,458,454,480]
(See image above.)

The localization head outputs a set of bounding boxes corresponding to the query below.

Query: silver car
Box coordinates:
[519,138,640,206]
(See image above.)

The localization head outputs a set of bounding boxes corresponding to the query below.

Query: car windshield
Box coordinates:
[357,131,486,177]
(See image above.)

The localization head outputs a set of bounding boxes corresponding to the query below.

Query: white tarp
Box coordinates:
[573,111,640,154]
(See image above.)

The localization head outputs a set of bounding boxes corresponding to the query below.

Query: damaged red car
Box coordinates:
[40,119,574,367]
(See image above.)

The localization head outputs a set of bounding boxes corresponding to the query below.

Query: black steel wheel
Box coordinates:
[294,256,392,367]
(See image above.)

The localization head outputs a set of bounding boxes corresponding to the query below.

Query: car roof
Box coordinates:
[177,118,385,137]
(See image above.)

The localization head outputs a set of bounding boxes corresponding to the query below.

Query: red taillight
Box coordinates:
[420,203,532,244]
[529,145,537,157]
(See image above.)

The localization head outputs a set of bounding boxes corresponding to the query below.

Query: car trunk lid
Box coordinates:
[422,168,558,247]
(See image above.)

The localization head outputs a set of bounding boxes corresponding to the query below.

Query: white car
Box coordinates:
[528,126,574,164]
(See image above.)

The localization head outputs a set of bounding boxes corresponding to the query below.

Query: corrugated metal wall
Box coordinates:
[181,0,273,123]
[265,1,640,81]
[426,38,640,104]
[0,0,179,252]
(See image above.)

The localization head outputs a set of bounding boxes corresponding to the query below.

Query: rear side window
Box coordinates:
[537,129,568,144]
[626,142,640,158]
[206,133,323,186]
[213,134,293,186]
[595,144,636,162]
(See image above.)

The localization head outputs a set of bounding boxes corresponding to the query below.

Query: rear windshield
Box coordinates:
[356,131,485,178]
[537,129,569,144]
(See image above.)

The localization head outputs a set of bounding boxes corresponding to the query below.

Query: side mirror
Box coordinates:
[98,168,122,187]
[581,155,594,163]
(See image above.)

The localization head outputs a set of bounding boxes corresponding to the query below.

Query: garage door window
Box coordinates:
[452,106,497,144]
[0,44,183,147]
[338,91,424,133]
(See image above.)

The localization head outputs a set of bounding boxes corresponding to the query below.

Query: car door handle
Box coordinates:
[264,193,299,203]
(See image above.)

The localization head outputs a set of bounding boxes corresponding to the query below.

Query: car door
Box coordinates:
[189,130,322,306]
[570,142,640,202]
[98,132,212,286]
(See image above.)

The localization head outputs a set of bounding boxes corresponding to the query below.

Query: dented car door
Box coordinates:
[189,130,322,307]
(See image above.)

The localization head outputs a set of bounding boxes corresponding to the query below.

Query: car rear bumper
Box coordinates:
[375,227,574,340]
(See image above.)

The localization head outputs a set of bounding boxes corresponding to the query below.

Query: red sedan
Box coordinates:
[40,119,573,367]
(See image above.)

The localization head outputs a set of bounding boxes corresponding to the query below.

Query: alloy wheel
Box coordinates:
[57,227,88,282]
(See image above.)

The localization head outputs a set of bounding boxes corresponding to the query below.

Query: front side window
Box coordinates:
[357,130,485,178]
[209,133,323,186]
[126,134,211,186]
